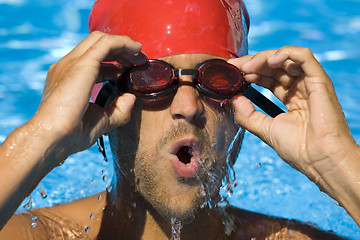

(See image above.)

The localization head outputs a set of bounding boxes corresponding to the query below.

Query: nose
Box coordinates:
[170,76,204,122]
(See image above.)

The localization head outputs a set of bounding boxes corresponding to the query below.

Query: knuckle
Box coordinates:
[118,35,132,42]
[98,33,111,44]
[279,46,291,51]
[48,63,57,72]
[300,47,313,55]
[90,30,105,38]
[256,50,274,57]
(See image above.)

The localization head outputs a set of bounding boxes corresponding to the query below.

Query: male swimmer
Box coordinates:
[0,0,359,239]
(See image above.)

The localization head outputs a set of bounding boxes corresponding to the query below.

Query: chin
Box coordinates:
[154,200,203,224]
[141,184,208,223]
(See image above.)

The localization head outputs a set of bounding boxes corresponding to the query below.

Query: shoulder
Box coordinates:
[0,192,107,240]
[224,206,348,240]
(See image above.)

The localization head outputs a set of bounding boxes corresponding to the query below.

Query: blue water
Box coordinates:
[0,0,359,238]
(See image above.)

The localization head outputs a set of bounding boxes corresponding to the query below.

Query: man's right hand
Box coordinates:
[34,31,147,167]
[0,32,147,229]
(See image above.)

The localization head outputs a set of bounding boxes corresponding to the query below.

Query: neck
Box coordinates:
[97,173,227,240]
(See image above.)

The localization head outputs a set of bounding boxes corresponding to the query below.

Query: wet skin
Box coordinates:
[0,52,348,240]
[109,53,241,222]
[0,30,357,239]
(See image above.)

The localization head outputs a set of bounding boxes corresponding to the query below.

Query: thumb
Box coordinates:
[232,95,273,144]
[104,93,136,132]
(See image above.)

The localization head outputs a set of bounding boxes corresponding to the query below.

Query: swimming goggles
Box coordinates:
[95,59,284,118]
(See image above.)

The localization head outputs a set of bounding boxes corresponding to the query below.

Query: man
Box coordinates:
[0,0,359,239]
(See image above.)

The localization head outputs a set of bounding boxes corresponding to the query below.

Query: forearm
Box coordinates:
[315,143,360,227]
[0,120,66,230]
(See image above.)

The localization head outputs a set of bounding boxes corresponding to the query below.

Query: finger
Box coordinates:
[85,34,147,66]
[240,50,277,75]
[227,55,253,67]
[238,51,294,92]
[105,51,148,66]
[268,55,304,77]
[63,31,107,60]
[67,35,147,93]
[97,62,125,83]
[267,46,326,79]
[232,95,274,144]
[104,93,136,132]
[82,93,136,142]
[63,31,146,65]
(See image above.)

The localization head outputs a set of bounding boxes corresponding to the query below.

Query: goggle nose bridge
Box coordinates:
[173,69,200,79]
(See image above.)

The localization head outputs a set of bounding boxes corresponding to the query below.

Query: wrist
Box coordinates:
[315,143,360,218]
[14,118,70,171]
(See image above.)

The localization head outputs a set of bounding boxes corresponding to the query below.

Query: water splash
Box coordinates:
[106,185,112,193]
[84,225,90,233]
[171,218,182,240]
[97,136,108,162]
[31,216,38,228]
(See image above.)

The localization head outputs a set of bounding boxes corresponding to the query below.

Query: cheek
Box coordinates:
[205,107,239,155]
[138,110,169,144]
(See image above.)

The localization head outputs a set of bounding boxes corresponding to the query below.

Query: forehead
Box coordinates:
[158,54,227,69]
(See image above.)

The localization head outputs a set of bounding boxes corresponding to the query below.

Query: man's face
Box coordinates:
[110,54,241,221]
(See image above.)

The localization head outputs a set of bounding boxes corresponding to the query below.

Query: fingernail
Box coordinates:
[232,95,241,104]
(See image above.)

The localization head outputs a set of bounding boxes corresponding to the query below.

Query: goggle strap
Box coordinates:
[243,86,285,117]
[95,82,120,107]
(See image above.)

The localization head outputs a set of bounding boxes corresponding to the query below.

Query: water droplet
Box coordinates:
[220,99,231,111]
[31,216,38,228]
[102,175,107,181]
[58,160,65,166]
[256,163,262,168]
[40,189,47,199]
[84,225,90,233]
[106,185,112,193]
[171,218,182,240]
[23,194,33,209]
[90,213,95,219]
[98,195,102,201]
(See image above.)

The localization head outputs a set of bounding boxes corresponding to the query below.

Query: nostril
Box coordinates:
[173,114,185,120]
[176,146,192,164]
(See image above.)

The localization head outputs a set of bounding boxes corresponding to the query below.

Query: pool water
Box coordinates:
[0,0,359,238]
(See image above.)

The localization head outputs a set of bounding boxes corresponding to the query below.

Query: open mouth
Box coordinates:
[170,139,200,178]
[176,146,192,165]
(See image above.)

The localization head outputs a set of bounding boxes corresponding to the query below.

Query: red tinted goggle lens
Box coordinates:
[118,59,247,100]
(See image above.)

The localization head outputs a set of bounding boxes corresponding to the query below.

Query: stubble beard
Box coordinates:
[133,122,228,222]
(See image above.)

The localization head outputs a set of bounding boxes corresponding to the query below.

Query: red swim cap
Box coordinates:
[88,0,249,59]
